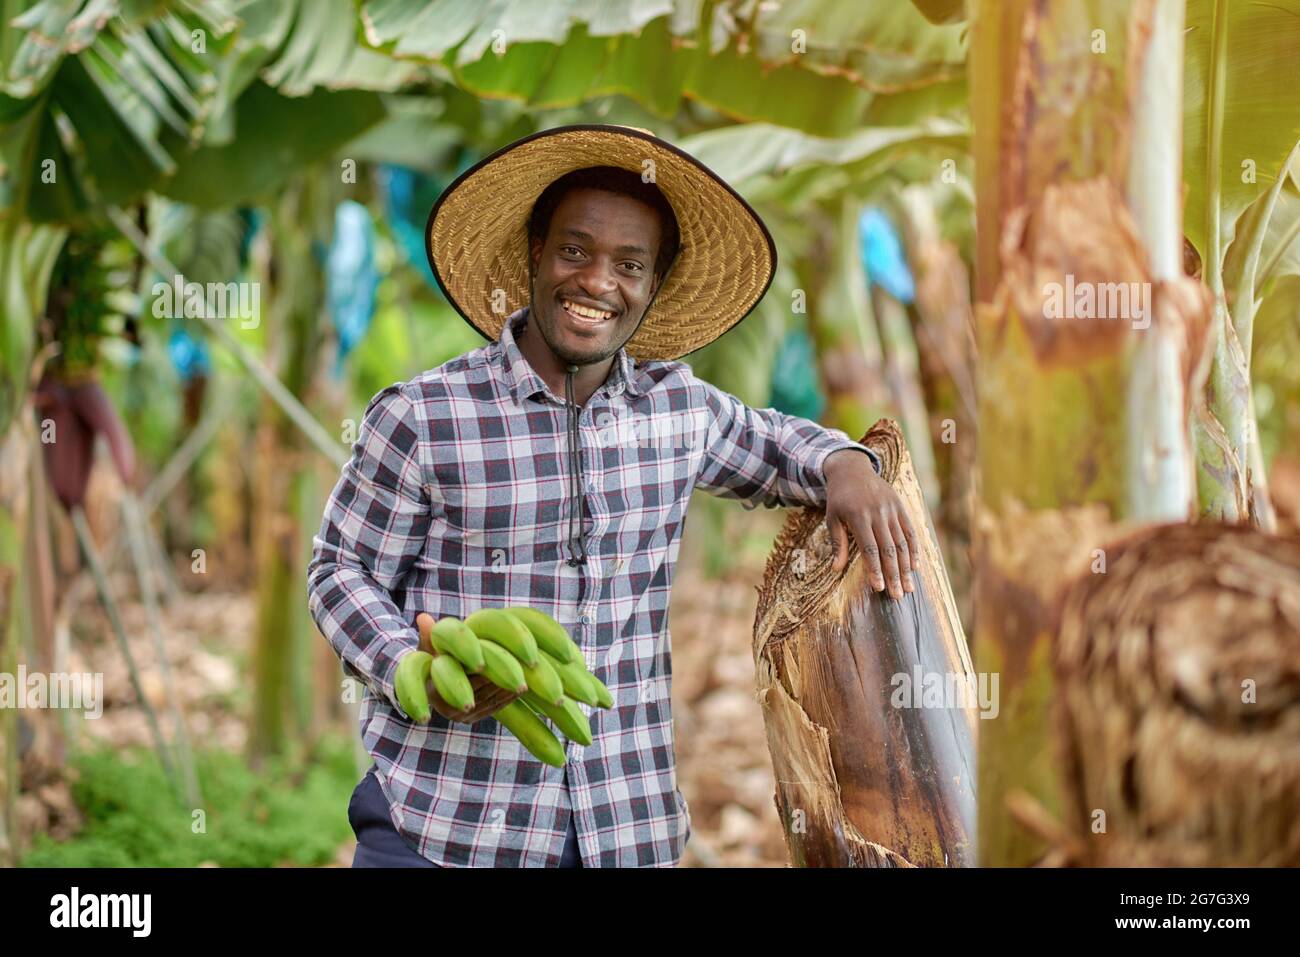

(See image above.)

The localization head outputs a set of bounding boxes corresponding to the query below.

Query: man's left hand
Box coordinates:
[823,449,920,600]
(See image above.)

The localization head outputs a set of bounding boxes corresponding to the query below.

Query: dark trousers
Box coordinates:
[348,767,583,868]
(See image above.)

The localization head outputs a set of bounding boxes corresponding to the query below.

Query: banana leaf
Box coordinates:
[1183,0,1300,262]
[0,0,235,221]
[358,0,965,137]
[158,82,386,208]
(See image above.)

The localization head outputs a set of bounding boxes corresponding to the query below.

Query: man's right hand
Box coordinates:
[416,612,522,723]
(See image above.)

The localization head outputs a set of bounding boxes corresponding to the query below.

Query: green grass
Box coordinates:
[19,735,359,868]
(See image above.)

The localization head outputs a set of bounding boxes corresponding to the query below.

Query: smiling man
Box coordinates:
[307,125,918,868]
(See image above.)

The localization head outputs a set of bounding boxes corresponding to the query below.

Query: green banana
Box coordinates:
[494,700,567,767]
[542,650,601,707]
[522,692,593,747]
[522,653,564,706]
[430,616,485,674]
[504,607,581,665]
[430,654,475,712]
[589,673,614,710]
[395,651,433,722]
[479,639,528,694]
[465,608,539,667]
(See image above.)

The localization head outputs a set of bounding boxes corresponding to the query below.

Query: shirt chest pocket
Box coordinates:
[599,439,699,518]
[434,475,569,568]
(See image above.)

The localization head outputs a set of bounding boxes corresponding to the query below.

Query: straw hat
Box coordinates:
[425,124,776,361]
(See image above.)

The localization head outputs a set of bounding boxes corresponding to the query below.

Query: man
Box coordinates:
[307,125,919,868]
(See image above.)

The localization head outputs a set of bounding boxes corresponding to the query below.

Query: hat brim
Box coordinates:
[425,124,776,362]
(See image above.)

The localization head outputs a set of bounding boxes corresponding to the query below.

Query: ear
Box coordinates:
[528,235,543,278]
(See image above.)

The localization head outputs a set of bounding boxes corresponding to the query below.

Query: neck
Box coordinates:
[516,315,614,407]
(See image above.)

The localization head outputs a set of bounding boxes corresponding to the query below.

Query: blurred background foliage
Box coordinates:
[2,0,1297,866]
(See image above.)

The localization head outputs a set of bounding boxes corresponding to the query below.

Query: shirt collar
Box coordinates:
[497,306,644,404]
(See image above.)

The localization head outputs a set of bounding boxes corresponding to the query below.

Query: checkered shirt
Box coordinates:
[307,306,878,866]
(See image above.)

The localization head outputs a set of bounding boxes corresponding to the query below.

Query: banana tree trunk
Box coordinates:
[1195,0,1248,521]
[897,186,976,630]
[250,181,330,758]
[1051,523,1300,866]
[806,203,894,442]
[873,287,941,511]
[0,230,66,850]
[0,417,33,865]
[970,0,1209,866]
[753,420,975,867]
[250,414,309,757]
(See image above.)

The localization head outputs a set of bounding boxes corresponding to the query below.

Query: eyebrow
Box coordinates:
[558,228,651,258]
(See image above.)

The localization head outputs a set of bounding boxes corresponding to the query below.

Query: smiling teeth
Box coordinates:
[563,299,614,320]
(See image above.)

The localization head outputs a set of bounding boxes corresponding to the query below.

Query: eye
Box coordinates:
[560,245,583,257]
[621,261,644,272]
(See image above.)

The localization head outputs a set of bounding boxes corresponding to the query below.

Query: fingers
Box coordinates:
[474,683,514,710]
[888,516,914,594]
[431,683,509,722]
[900,513,921,571]
[852,516,887,593]
[427,681,457,721]
[828,512,850,573]
[874,519,904,600]
[422,667,520,722]
[463,689,519,724]
[416,612,435,655]
[412,623,524,722]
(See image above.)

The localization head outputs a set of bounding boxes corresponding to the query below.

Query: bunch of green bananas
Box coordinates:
[394,606,614,768]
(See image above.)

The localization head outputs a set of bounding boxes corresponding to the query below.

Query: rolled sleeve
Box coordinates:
[694,379,881,509]
[306,383,431,714]
[809,441,881,488]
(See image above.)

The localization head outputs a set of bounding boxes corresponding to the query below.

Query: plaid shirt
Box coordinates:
[307,306,878,867]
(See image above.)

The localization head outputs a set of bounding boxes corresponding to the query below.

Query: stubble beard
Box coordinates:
[528,282,642,368]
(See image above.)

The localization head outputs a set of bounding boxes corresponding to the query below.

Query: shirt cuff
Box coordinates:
[372,633,421,715]
[816,442,882,486]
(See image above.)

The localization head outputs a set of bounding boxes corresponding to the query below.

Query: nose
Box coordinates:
[573,257,618,300]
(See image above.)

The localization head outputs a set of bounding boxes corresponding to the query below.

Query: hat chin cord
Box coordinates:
[564,363,587,567]
[529,267,668,568]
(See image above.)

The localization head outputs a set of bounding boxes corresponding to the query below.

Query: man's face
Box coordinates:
[528,187,664,366]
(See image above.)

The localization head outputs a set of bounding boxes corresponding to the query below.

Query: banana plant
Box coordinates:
[0,0,237,222]
[1184,0,1300,522]
[967,0,1211,866]
[0,219,63,863]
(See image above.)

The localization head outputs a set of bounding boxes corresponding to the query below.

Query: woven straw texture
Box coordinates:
[425,125,775,361]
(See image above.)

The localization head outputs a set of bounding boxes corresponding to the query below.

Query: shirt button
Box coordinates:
[580,612,592,625]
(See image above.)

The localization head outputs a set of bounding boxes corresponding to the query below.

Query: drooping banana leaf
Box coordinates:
[678,118,969,211]
[1250,274,1300,463]
[1221,150,1299,359]
[257,0,422,97]
[752,0,966,89]
[679,118,968,184]
[358,0,967,137]
[158,81,386,208]
[0,0,236,221]
[1183,0,1300,262]
[0,221,67,433]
